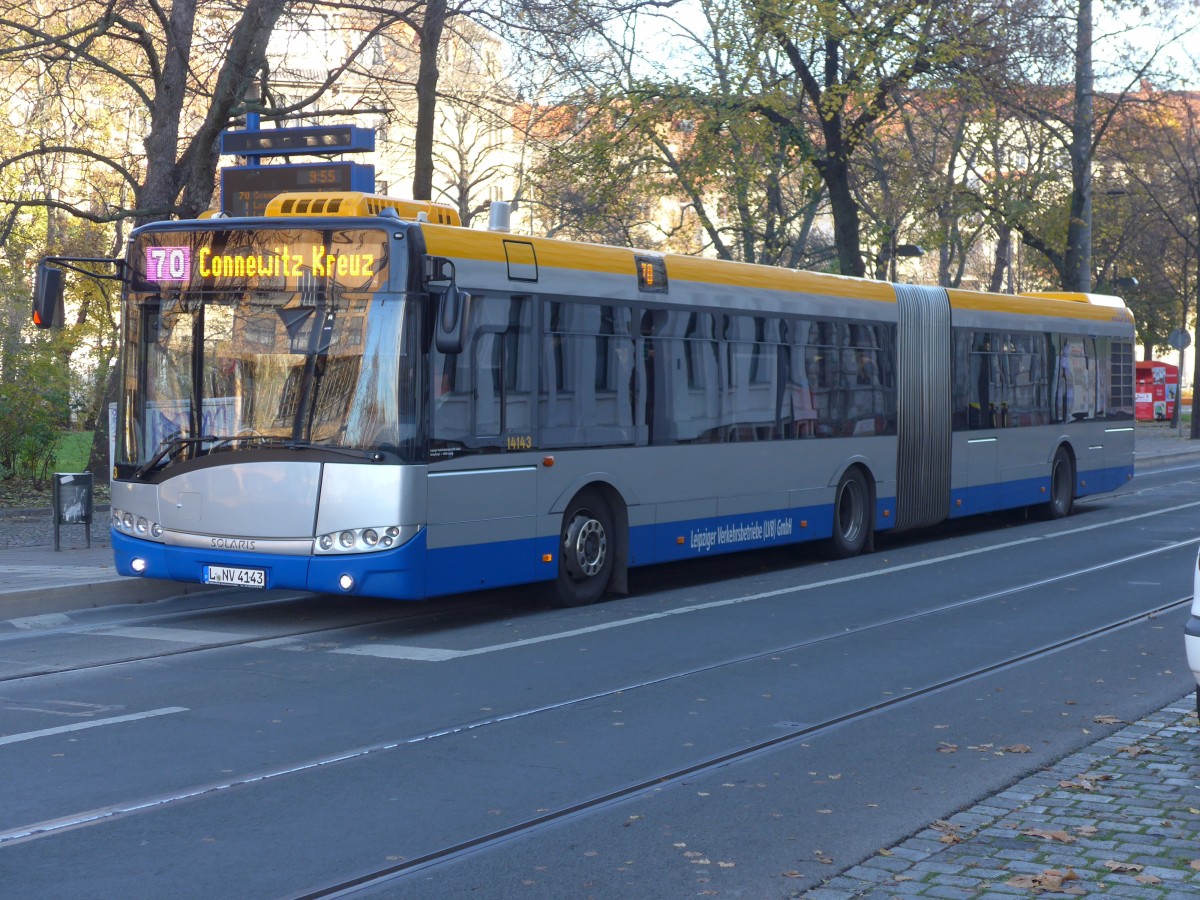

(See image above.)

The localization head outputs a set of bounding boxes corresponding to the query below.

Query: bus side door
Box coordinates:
[426,295,538,594]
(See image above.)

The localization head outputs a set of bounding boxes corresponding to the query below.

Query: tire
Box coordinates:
[823,468,871,559]
[1040,447,1075,520]
[548,488,615,607]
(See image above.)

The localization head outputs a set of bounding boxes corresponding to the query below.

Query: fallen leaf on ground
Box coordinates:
[1104,861,1144,873]
[937,741,958,753]
[1136,873,1162,885]
[1006,868,1079,892]
[1117,745,1148,757]
[1093,714,1123,724]
[1021,828,1076,844]
[1000,743,1031,753]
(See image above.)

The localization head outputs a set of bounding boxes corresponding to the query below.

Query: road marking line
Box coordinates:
[332,645,466,661]
[94,626,251,644]
[0,707,187,746]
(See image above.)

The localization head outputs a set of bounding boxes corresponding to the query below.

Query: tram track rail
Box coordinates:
[0,592,505,684]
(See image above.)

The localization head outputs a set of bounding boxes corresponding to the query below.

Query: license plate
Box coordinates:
[204,565,266,588]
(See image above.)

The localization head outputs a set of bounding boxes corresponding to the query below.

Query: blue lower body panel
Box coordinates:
[948,464,1133,519]
[112,464,1132,602]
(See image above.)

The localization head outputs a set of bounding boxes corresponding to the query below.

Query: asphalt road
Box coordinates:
[1,461,1197,899]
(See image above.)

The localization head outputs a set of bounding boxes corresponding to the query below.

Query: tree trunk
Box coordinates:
[821,156,865,277]
[412,0,447,201]
[1064,0,1093,292]
[138,0,197,223]
[989,222,1012,292]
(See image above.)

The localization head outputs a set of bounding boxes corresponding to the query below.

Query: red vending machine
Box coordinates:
[1135,361,1178,421]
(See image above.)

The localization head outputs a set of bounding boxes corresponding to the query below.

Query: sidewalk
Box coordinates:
[807,699,1200,898]
[0,506,215,619]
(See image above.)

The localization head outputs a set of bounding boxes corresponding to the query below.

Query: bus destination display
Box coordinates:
[136,229,389,291]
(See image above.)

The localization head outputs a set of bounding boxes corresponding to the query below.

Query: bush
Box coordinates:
[0,341,72,489]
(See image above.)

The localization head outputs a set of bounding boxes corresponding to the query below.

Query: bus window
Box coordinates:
[431,295,533,449]
[1051,335,1097,422]
[540,300,635,447]
[1107,339,1135,420]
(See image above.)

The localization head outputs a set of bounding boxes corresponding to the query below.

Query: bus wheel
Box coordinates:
[1040,447,1075,519]
[550,489,614,607]
[823,468,870,559]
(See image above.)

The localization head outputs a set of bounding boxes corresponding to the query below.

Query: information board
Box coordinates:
[220,162,375,217]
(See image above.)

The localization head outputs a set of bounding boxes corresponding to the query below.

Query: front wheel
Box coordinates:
[547,488,615,607]
[822,468,871,559]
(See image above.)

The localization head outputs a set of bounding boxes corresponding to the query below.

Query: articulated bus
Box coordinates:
[39,192,1136,606]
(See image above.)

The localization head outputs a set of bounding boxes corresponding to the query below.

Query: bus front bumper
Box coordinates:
[112,529,429,600]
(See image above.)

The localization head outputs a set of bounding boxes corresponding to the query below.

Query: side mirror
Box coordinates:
[33,263,64,329]
[434,285,473,354]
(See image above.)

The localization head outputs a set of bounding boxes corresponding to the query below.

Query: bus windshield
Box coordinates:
[118,227,424,471]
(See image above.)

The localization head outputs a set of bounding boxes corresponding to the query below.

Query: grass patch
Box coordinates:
[54,430,94,473]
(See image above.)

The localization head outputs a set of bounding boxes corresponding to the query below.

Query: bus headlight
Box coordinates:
[314,524,411,555]
[111,508,165,543]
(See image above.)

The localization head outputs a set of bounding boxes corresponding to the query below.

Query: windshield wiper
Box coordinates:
[278,439,386,462]
[133,433,214,479]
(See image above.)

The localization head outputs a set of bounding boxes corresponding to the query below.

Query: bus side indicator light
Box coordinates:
[542,554,553,563]
[677,536,685,544]
[542,456,555,467]
[956,498,963,507]
[883,509,890,518]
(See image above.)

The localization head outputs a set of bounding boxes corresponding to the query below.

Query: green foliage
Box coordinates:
[0,337,72,489]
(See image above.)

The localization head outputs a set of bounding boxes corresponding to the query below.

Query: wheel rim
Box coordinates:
[564,513,607,579]
[837,480,865,543]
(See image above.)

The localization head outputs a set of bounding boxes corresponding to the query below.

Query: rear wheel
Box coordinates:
[1041,447,1075,519]
[548,488,614,607]
[823,468,870,559]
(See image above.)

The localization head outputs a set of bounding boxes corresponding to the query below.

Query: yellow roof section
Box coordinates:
[947,288,1134,323]
[421,225,895,302]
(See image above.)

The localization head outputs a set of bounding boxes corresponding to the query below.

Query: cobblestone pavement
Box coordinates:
[805,700,1200,898]
[0,507,111,550]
